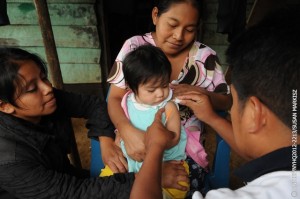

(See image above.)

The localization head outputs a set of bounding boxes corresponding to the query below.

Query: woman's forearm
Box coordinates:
[107,95,128,130]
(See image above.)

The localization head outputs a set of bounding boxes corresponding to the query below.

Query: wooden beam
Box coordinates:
[8,0,95,3]
[7,3,97,26]
[33,0,82,169]
[33,0,63,89]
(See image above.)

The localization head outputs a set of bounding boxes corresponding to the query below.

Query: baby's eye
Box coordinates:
[147,89,155,93]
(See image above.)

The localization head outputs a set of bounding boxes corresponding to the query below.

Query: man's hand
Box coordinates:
[176,91,218,124]
[170,83,207,98]
[145,108,176,151]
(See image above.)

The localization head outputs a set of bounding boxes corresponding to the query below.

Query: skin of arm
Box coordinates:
[130,109,176,199]
[108,84,146,162]
[176,91,246,159]
[170,84,232,111]
[99,136,128,173]
[165,101,181,147]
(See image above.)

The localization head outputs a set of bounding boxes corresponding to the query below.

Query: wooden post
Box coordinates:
[33,0,63,89]
[33,0,82,169]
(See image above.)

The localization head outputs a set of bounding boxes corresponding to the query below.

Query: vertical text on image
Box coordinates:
[291,89,297,198]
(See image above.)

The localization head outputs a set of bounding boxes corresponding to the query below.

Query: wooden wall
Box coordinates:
[1,0,102,85]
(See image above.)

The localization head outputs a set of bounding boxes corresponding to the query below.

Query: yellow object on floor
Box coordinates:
[99,165,114,177]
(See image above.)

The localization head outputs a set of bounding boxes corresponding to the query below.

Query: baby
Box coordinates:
[102,45,189,199]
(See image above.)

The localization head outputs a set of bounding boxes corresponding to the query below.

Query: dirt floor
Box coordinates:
[72,117,246,190]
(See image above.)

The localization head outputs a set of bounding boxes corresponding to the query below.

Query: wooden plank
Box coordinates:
[0,25,99,48]
[23,47,100,64]
[7,0,95,3]
[34,0,64,90]
[7,3,97,25]
[57,63,102,84]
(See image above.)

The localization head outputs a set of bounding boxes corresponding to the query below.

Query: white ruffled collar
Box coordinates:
[128,89,173,111]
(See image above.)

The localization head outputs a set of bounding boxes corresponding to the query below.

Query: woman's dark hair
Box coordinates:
[123,45,171,94]
[149,0,202,31]
[0,47,48,106]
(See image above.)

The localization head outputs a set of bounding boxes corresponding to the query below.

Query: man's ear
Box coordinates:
[152,7,159,25]
[243,96,267,133]
[0,101,15,114]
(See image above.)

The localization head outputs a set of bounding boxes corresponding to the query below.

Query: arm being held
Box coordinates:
[165,101,181,147]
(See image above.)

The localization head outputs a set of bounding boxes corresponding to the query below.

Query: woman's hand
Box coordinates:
[118,122,147,162]
[162,161,189,190]
[99,136,128,173]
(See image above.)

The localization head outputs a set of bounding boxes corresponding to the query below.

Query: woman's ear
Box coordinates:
[0,101,15,114]
[152,7,159,25]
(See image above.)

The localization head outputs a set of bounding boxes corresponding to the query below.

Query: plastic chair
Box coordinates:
[203,111,231,194]
[90,139,104,177]
[90,86,110,177]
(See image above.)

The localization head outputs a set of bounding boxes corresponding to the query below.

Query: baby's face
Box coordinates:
[135,79,169,106]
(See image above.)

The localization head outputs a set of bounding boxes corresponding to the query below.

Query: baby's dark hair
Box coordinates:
[123,45,171,94]
[0,47,47,106]
[226,8,300,130]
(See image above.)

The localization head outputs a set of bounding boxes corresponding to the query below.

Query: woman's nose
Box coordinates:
[40,80,53,95]
[173,28,183,40]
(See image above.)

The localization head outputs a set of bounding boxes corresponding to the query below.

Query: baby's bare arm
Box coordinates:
[164,101,181,147]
